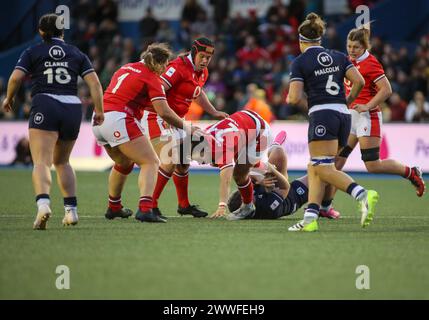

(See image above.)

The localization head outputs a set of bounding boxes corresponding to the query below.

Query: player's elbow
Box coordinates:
[384,85,393,98]
[287,94,300,105]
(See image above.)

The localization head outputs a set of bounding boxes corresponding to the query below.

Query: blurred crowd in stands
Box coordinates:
[1,0,428,123]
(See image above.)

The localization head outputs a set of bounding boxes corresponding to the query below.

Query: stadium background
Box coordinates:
[0,0,429,171]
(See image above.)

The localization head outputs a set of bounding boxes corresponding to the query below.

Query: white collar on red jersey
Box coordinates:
[355,50,370,63]
[186,53,197,71]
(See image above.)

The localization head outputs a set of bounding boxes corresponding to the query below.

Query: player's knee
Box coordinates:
[113,162,135,175]
[34,157,53,167]
[233,170,247,185]
[151,156,161,168]
[364,160,382,173]
[176,164,189,175]
[160,162,175,174]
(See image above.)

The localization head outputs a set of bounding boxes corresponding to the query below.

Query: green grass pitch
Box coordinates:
[0,169,428,299]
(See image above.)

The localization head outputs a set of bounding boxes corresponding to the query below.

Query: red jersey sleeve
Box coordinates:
[160,62,182,89]
[368,57,385,84]
[147,77,167,102]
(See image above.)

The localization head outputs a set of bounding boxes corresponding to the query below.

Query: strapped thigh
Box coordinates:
[361,147,380,162]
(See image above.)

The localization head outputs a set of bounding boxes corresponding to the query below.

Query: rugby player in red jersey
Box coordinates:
[143,37,228,219]
[321,27,426,217]
[190,110,273,219]
[93,43,203,223]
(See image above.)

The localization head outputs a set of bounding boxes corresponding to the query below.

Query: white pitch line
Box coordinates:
[0,215,429,219]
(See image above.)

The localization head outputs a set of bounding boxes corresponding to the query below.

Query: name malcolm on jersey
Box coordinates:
[314,65,340,76]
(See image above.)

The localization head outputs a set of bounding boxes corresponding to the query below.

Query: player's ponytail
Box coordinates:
[348,26,371,50]
[38,14,64,42]
[140,43,172,75]
[298,12,326,43]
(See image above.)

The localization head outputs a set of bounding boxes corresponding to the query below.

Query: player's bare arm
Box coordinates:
[84,72,104,126]
[354,76,392,113]
[345,66,365,106]
[287,81,307,108]
[211,165,234,218]
[2,69,25,112]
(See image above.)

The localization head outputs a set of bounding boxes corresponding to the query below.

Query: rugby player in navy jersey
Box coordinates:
[1,14,104,230]
[215,131,339,221]
[286,13,378,232]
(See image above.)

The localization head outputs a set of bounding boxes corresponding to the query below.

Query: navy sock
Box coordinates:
[321,199,333,208]
[35,194,50,202]
[306,203,320,213]
[64,197,77,207]
[346,183,366,201]
[346,183,358,195]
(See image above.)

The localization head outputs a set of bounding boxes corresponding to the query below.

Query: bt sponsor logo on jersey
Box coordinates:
[296,187,305,196]
[113,131,121,138]
[270,200,280,210]
[34,113,44,124]
[317,52,333,67]
[315,125,326,137]
[49,46,66,61]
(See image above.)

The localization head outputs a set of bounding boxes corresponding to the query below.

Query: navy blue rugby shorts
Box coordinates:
[308,109,351,147]
[29,94,82,140]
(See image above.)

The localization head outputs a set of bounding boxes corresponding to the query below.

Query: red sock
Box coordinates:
[173,171,190,208]
[152,168,172,208]
[404,166,411,179]
[237,178,254,204]
[139,196,153,212]
[108,195,122,212]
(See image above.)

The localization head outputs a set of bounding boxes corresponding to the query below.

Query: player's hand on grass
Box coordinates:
[210,205,227,218]
[2,97,14,112]
[92,111,104,126]
[353,104,370,113]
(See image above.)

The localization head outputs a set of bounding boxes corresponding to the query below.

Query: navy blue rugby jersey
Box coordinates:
[289,46,354,109]
[15,38,94,97]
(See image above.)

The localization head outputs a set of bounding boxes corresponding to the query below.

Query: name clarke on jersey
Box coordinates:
[314,65,340,76]
[44,61,69,67]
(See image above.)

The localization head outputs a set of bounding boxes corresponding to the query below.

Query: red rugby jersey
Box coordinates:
[206,110,267,169]
[345,50,385,113]
[103,61,166,120]
[159,54,209,118]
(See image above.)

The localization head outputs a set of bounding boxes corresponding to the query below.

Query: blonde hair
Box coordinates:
[298,13,326,41]
[140,43,172,74]
[347,27,371,50]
